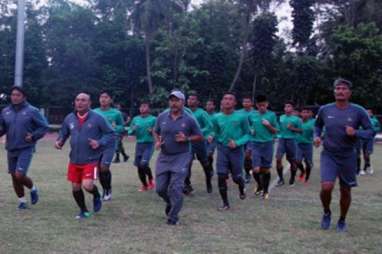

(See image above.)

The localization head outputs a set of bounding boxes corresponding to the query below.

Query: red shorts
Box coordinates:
[67,162,98,184]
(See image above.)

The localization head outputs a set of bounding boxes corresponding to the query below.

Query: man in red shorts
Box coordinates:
[55,93,114,219]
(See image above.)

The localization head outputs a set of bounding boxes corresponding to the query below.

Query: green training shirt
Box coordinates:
[278,114,302,139]
[93,107,124,134]
[297,118,315,144]
[248,110,279,142]
[128,114,156,143]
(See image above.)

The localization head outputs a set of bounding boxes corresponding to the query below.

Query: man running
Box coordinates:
[93,91,124,201]
[358,109,380,175]
[237,95,254,183]
[209,92,249,210]
[276,101,302,186]
[184,92,213,194]
[128,101,156,192]
[55,93,114,219]
[315,79,373,232]
[205,99,217,175]
[248,95,278,199]
[296,107,315,183]
[0,86,49,209]
[154,90,202,225]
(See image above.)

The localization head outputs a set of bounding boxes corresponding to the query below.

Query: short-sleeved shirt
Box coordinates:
[278,114,302,139]
[248,110,279,143]
[297,118,315,144]
[129,115,156,143]
[315,103,373,155]
[154,109,202,155]
[211,111,250,147]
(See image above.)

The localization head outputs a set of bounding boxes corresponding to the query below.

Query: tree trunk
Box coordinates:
[144,34,154,94]
[229,11,251,91]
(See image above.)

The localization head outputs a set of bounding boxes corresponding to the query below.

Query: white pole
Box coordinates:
[14,0,26,87]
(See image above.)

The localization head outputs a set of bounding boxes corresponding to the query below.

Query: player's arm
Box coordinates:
[30,109,49,141]
[288,118,303,133]
[127,117,137,136]
[314,107,325,146]
[354,109,374,139]
[207,115,218,143]
[176,118,203,143]
[235,117,250,146]
[97,117,115,147]
[264,113,278,134]
[56,118,70,149]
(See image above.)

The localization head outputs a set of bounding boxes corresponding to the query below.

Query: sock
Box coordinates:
[277,166,284,181]
[99,171,109,192]
[137,166,148,187]
[263,172,271,193]
[339,216,346,222]
[252,171,262,190]
[305,165,311,181]
[72,189,88,212]
[144,166,153,181]
[218,176,229,206]
[87,185,100,199]
[324,208,331,215]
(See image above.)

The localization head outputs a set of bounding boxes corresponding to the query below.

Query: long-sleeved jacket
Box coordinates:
[58,110,114,164]
[0,102,49,151]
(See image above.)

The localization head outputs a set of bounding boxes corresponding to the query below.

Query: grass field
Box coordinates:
[0,136,381,254]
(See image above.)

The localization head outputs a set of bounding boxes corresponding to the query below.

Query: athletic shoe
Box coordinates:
[18,202,28,210]
[167,219,178,225]
[30,188,39,205]
[103,191,112,201]
[75,211,92,220]
[93,196,102,213]
[262,192,269,200]
[183,185,194,195]
[239,189,246,200]
[147,181,155,190]
[289,177,295,186]
[113,158,120,163]
[367,167,374,175]
[321,212,331,230]
[298,174,305,183]
[276,179,285,187]
[206,182,213,193]
[218,204,230,211]
[123,155,129,162]
[359,170,366,176]
[336,220,347,233]
[138,186,148,192]
[254,187,263,196]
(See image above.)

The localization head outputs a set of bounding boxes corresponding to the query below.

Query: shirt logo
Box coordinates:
[70,123,75,129]
[327,116,335,119]
[347,117,353,122]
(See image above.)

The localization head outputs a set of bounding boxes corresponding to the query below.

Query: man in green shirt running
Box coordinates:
[236,95,255,184]
[358,109,381,175]
[93,91,124,201]
[184,92,214,194]
[209,92,249,210]
[248,95,279,199]
[128,102,156,191]
[296,107,315,183]
[276,101,302,187]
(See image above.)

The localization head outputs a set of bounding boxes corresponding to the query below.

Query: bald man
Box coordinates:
[55,93,114,219]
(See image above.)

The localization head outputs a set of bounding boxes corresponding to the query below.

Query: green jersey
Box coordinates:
[190,107,212,137]
[128,115,156,143]
[211,111,250,147]
[93,107,124,134]
[278,114,302,139]
[248,110,279,142]
[371,116,381,133]
[297,118,315,144]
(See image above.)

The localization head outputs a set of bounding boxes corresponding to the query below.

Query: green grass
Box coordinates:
[0,138,381,254]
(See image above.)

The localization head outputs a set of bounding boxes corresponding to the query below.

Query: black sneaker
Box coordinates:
[113,158,120,164]
[218,204,230,211]
[167,219,178,225]
[276,179,285,187]
[123,155,129,162]
[183,185,194,195]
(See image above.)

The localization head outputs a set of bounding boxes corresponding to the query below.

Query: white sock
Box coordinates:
[19,197,27,203]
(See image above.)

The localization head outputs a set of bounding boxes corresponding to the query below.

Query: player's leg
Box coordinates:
[82,164,102,213]
[216,145,230,210]
[68,164,90,219]
[251,142,263,195]
[260,141,274,199]
[141,143,155,189]
[276,139,286,186]
[286,139,298,186]
[230,147,246,200]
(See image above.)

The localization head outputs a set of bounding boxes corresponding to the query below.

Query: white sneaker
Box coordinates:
[103,193,112,201]
[360,170,366,176]
[367,167,374,175]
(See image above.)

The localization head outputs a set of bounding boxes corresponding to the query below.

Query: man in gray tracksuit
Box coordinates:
[55,93,114,219]
[154,90,203,225]
[0,86,49,209]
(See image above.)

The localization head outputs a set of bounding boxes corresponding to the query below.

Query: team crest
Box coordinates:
[69,123,75,129]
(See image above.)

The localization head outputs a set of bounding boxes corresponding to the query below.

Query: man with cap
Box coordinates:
[0,86,49,209]
[154,90,203,225]
[55,93,114,219]
[315,79,373,232]
[184,91,213,194]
